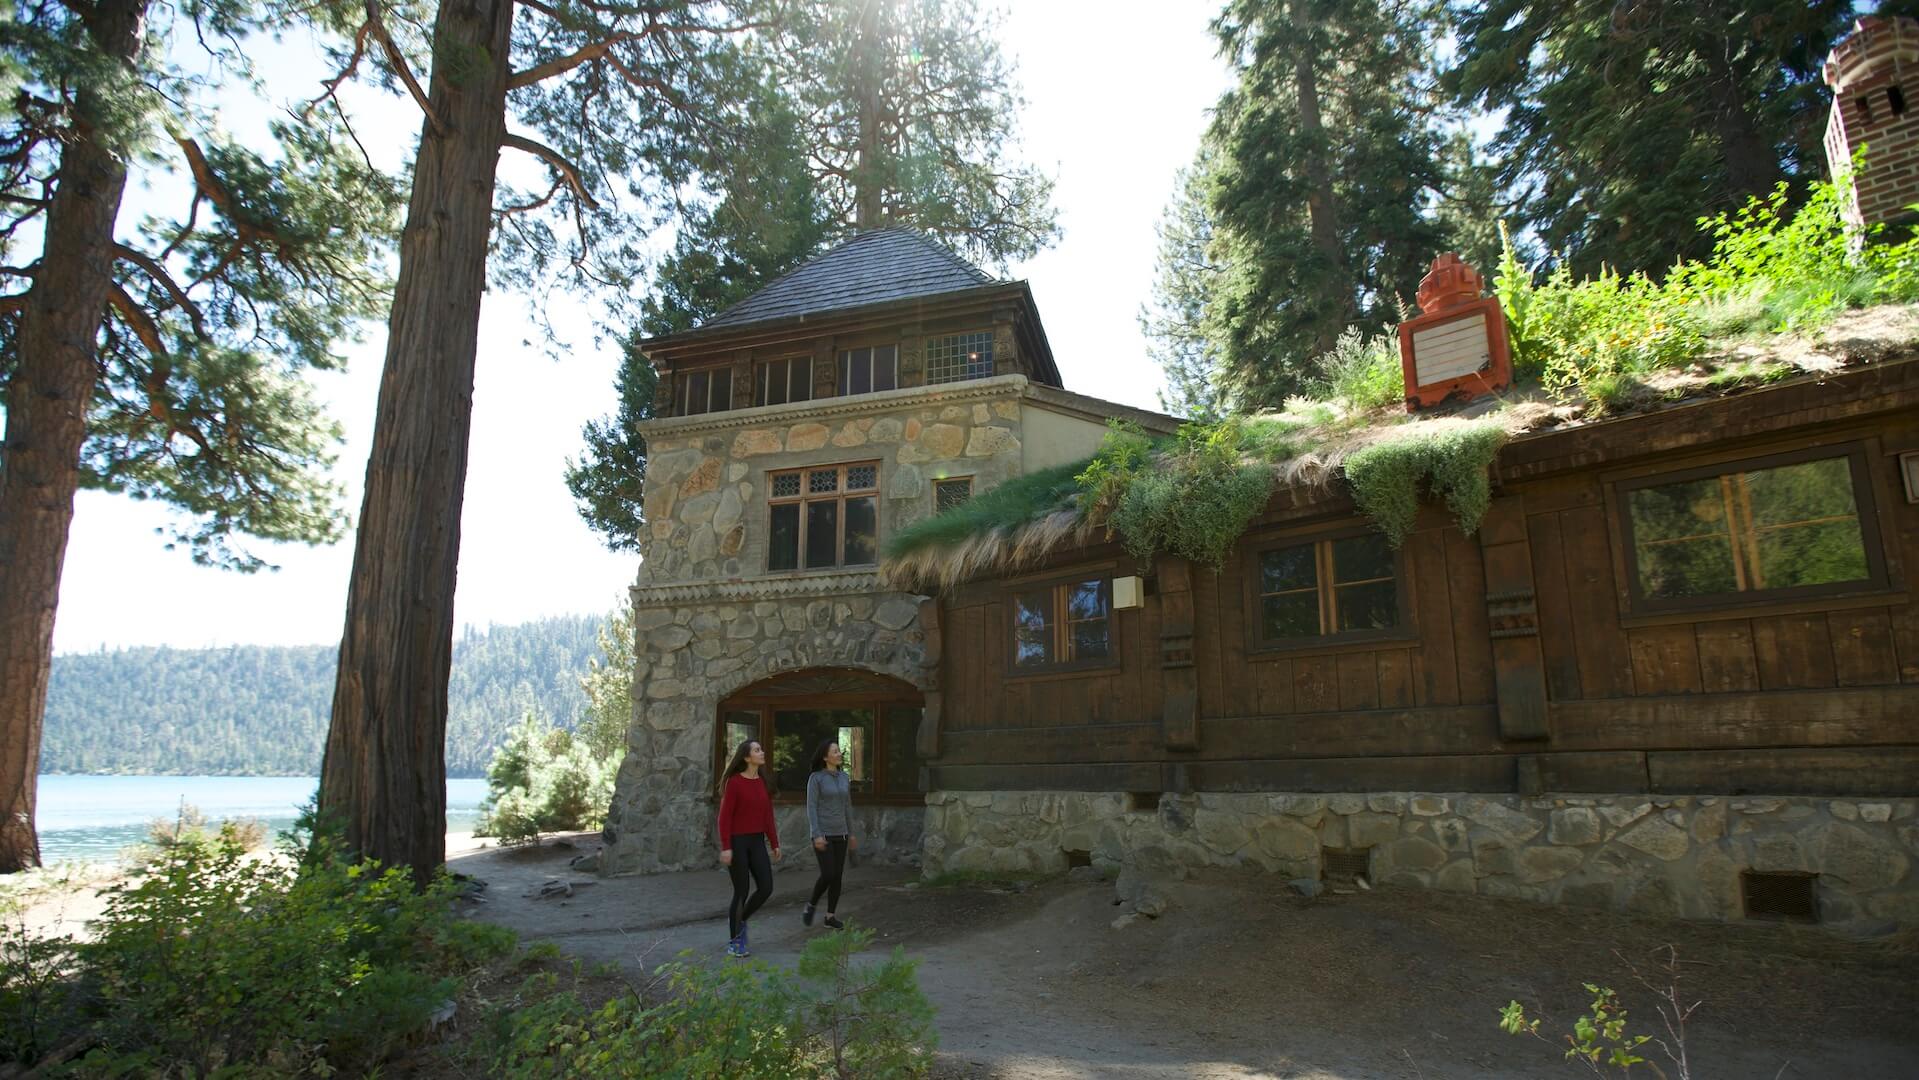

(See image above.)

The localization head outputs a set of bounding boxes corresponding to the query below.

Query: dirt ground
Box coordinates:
[443,835,1919,1079]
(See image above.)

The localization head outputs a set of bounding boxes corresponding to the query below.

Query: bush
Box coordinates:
[487,926,935,1079]
[0,825,514,1075]
[476,710,617,844]
[1342,419,1509,546]
[1094,420,1274,571]
[1312,327,1404,412]
[125,800,270,868]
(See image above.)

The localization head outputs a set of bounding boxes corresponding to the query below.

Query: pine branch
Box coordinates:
[502,133,600,210]
[363,0,440,131]
[508,33,640,89]
[107,283,170,362]
[115,243,207,338]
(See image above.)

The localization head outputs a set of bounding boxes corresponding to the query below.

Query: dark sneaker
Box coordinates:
[802,903,816,927]
[725,937,745,958]
[823,915,844,930]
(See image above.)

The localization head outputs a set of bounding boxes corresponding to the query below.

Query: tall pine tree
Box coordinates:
[1201,0,1446,409]
[0,0,397,871]
[1446,0,1874,275]
[567,0,1059,552]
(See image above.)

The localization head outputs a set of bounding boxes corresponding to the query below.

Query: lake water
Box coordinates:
[35,775,491,865]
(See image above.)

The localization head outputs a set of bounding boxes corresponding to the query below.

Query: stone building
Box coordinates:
[600,230,1178,874]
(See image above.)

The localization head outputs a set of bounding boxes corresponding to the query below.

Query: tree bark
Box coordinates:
[852,0,883,229]
[319,0,514,885]
[1293,21,1345,358]
[0,0,147,874]
[1699,44,1781,206]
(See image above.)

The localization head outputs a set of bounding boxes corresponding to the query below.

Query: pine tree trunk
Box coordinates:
[1699,45,1780,205]
[1293,30,1345,357]
[319,0,514,885]
[0,0,147,874]
[853,0,883,229]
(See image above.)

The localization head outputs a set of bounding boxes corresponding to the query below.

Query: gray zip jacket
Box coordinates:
[806,768,853,839]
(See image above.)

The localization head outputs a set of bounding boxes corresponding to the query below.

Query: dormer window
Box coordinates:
[674,367,732,416]
[925,331,994,384]
[837,346,898,395]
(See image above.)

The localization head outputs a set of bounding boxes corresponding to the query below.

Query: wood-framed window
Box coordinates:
[934,476,974,513]
[768,462,880,571]
[924,331,994,384]
[1617,445,1887,612]
[674,366,732,416]
[1250,530,1403,646]
[757,356,813,407]
[721,694,928,801]
[1011,576,1114,672]
[837,345,898,395]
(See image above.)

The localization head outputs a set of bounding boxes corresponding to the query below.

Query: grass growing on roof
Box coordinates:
[883,459,1089,563]
[1342,419,1510,547]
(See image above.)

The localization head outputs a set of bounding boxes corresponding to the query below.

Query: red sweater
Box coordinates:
[717,772,778,850]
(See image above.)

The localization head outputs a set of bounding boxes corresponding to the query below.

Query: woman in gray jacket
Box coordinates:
[802,739,854,929]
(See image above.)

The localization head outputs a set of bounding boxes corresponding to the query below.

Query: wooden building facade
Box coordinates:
[917,355,1919,927]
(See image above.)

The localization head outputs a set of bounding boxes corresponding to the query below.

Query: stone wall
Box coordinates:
[609,384,1052,874]
[923,789,1919,930]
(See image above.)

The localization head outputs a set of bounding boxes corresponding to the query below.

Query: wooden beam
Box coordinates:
[1646,747,1919,796]
[1157,555,1200,752]
[1479,494,1550,740]
[1547,685,1919,751]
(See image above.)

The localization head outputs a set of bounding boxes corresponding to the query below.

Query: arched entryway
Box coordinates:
[717,668,926,806]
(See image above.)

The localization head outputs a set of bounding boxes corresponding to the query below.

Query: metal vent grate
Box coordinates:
[1742,871,1818,923]
[1321,847,1371,884]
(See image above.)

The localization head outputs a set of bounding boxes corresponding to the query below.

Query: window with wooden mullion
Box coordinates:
[1013,578,1112,670]
[1257,533,1398,642]
[757,356,813,407]
[767,462,879,571]
[675,366,732,416]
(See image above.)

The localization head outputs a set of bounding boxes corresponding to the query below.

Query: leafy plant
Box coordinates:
[883,459,1090,563]
[1342,419,1509,546]
[0,826,513,1074]
[1313,327,1405,412]
[1104,420,1274,571]
[476,710,617,844]
[487,926,935,1079]
[1499,948,1702,1079]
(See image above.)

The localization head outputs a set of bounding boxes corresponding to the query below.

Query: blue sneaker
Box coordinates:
[740,922,750,951]
[726,931,747,958]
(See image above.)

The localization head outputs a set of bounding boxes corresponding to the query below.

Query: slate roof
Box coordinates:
[698,228,997,331]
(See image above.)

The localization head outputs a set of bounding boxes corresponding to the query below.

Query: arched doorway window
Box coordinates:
[717,668,925,804]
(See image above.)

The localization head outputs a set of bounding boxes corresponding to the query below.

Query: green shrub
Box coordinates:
[1342,419,1509,546]
[1103,420,1274,571]
[1313,327,1404,412]
[487,926,935,1079]
[882,458,1090,563]
[476,710,617,844]
[1,826,513,1075]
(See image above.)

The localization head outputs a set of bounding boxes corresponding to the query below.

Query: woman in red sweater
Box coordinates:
[716,739,781,957]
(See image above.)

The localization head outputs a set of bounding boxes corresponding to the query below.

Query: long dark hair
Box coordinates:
[809,739,841,774]
[718,739,761,796]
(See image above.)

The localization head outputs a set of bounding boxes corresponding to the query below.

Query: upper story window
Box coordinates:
[674,367,732,416]
[925,331,994,384]
[758,356,813,407]
[768,462,880,572]
[837,346,898,396]
[1012,577,1113,672]
[1619,447,1886,611]
[1254,532,1400,644]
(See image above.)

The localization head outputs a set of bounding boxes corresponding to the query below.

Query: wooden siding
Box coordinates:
[930,371,1919,799]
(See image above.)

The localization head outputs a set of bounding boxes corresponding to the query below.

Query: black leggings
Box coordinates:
[727,833,773,937]
[809,836,849,912]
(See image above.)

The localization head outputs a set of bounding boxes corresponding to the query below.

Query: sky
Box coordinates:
[48,1,1235,655]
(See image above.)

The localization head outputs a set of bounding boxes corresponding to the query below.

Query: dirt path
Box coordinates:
[448,838,1919,1079]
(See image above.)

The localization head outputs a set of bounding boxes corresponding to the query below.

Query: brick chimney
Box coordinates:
[1824,15,1919,230]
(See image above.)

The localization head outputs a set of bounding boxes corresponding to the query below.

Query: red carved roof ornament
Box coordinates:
[1415,252,1485,315]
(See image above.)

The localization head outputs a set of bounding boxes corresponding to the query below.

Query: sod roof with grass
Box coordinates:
[879,302,1919,595]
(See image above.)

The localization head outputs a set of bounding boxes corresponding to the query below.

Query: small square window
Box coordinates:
[934,478,973,512]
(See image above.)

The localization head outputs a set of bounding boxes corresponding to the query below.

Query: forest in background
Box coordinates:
[40,616,602,777]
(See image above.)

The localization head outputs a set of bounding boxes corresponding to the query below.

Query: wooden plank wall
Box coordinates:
[931,407,1919,798]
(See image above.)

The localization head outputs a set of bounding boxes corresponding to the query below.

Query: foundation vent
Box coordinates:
[1742,871,1818,923]
[1128,792,1161,813]
[1321,847,1372,885]
[1064,849,1092,869]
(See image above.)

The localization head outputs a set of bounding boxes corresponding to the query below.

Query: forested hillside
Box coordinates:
[41,616,605,776]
